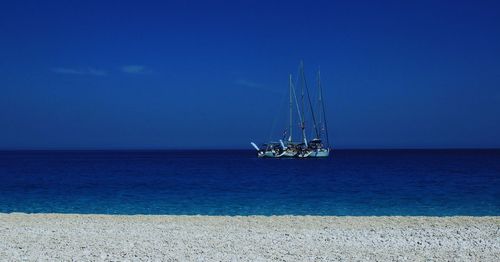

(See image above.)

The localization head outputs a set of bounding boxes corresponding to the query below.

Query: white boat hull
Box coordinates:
[258,150,281,158]
[257,148,330,158]
[280,151,298,157]
[308,148,330,157]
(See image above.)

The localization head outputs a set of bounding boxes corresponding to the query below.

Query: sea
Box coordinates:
[0,150,498,216]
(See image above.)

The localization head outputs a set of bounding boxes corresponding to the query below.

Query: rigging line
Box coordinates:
[309,88,318,139]
[289,74,293,142]
[308,92,321,140]
[299,62,305,133]
[317,69,322,138]
[291,79,304,128]
[294,66,305,143]
[267,84,289,143]
[319,71,330,147]
[309,101,318,139]
[302,64,320,139]
[309,70,321,141]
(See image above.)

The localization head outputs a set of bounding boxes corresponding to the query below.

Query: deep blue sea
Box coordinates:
[0,150,499,216]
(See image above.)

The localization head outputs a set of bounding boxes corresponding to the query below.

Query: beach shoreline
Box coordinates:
[1,214,498,261]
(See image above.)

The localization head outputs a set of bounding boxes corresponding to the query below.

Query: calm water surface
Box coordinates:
[0,150,498,215]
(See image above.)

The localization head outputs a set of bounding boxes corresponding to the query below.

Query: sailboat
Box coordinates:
[250,74,301,158]
[251,61,331,158]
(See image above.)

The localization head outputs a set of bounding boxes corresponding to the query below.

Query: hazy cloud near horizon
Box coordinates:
[51,66,151,76]
[121,65,149,74]
[51,67,107,76]
[235,79,263,88]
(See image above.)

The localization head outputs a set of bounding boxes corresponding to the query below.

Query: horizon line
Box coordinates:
[0,147,499,151]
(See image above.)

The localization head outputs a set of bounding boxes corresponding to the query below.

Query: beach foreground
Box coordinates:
[0,214,498,261]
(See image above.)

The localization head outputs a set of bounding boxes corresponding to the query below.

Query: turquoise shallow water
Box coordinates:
[0,150,498,215]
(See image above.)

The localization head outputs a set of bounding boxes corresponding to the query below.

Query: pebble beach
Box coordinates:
[0,214,498,261]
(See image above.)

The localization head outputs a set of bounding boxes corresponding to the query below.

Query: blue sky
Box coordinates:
[1,0,499,149]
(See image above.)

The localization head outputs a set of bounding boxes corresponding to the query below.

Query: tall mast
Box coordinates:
[288,74,293,142]
[300,61,307,145]
[319,68,330,147]
[317,69,322,138]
